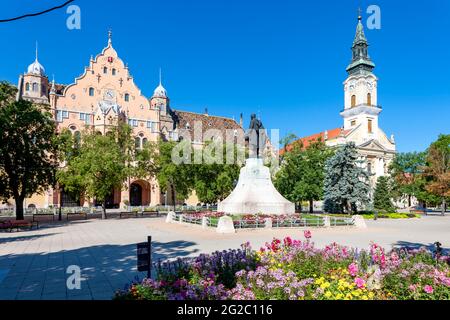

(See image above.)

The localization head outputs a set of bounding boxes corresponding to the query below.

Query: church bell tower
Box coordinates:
[341,13,381,138]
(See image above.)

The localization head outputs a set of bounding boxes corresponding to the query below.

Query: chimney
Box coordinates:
[239,113,243,127]
[324,130,328,141]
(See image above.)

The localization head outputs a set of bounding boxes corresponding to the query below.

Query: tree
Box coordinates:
[193,141,242,205]
[323,142,371,214]
[0,82,58,220]
[389,152,427,207]
[423,134,450,215]
[155,140,195,208]
[274,138,334,212]
[373,176,396,213]
[57,128,129,219]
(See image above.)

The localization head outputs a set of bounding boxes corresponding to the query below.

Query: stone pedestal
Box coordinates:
[218,158,295,215]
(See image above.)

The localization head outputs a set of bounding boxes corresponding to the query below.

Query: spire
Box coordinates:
[159,67,162,86]
[153,68,168,98]
[108,29,112,46]
[50,75,56,95]
[27,41,45,76]
[35,41,38,62]
[346,11,375,76]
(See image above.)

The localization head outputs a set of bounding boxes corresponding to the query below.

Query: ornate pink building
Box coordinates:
[15,33,243,209]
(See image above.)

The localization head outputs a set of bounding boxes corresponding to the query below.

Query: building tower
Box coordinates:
[150,69,174,140]
[17,43,49,104]
[341,13,381,139]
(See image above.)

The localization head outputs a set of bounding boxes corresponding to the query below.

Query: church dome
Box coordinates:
[153,83,167,98]
[27,59,45,76]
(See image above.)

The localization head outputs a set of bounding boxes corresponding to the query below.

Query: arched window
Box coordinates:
[368,119,373,133]
[135,136,141,149]
[367,93,372,106]
[142,138,148,147]
[103,67,108,74]
[367,162,372,174]
[32,83,38,92]
[351,95,356,108]
[124,93,129,102]
[25,83,30,91]
[89,87,95,96]
[112,68,116,76]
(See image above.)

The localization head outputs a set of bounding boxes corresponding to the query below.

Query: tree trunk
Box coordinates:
[102,203,106,220]
[15,198,24,221]
[442,198,446,216]
[309,200,314,213]
[408,195,411,207]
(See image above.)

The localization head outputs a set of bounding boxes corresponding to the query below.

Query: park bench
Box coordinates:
[66,212,88,221]
[0,220,39,232]
[119,211,139,219]
[32,213,55,223]
[141,210,160,218]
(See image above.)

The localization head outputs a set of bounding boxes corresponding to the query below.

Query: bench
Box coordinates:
[32,213,55,223]
[0,220,39,232]
[141,210,160,218]
[66,212,88,221]
[119,211,139,219]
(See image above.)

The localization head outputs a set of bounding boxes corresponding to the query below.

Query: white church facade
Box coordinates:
[284,14,397,189]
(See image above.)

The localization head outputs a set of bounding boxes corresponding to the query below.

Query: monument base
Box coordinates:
[218,158,295,215]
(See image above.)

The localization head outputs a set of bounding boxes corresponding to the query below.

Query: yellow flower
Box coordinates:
[368,292,375,299]
[320,282,331,290]
[361,295,368,300]
[351,290,361,297]
[278,263,282,268]
[345,293,353,300]
[336,293,344,300]
[324,291,332,299]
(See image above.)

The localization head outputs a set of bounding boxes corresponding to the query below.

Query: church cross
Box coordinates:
[119,78,123,87]
[97,73,101,83]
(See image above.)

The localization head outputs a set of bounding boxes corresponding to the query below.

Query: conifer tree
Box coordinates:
[323,142,371,214]
[373,176,395,213]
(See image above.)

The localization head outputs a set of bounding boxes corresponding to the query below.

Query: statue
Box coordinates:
[246,114,266,158]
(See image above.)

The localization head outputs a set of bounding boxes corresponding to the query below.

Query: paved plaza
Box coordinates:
[0,215,449,300]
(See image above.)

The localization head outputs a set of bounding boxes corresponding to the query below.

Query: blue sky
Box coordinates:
[0,0,449,152]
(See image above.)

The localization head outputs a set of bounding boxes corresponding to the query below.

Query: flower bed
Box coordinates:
[115,232,450,300]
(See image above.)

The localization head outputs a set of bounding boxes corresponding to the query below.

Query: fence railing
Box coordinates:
[272,216,325,228]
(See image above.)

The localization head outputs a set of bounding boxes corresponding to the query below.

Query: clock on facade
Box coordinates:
[104,89,115,101]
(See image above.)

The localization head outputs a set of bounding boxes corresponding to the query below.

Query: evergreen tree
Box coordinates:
[323,142,371,214]
[373,176,396,213]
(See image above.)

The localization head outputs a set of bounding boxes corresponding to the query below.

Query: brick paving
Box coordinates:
[0,215,449,300]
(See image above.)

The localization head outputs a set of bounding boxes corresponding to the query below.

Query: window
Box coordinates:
[25,83,30,91]
[89,87,95,96]
[103,67,108,74]
[32,83,38,92]
[351,120,356,127]
[351,95,356,108]
[129,119,138,127]
[62,111,69,119]
[56,110,63,122]
[41,84,46,95]
[142,138,148,147]
[112,68,116,76]
[367,162,372,174]
[367,93,372,106]
[124,93,129,102]
[147,121,157,132]
[79,113,86,120]
[135,137,141,149]
[368,119,373,133]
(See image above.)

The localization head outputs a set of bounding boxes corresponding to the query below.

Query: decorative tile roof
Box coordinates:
[173,110,242,142]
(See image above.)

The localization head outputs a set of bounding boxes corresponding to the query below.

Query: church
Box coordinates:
[14,32,246,209]
[283,14,397,189]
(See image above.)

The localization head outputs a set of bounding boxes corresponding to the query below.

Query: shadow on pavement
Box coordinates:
[393,241,449,255]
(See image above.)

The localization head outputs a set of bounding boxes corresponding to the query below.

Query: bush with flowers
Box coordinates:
[114,231,449,300]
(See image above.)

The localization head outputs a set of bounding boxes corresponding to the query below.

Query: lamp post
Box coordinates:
[58,186,63,221]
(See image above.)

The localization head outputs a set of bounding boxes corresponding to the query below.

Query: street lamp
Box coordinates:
[58,185,63,221]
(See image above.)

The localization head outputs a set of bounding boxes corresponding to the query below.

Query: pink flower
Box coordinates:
[348,263,359,277]
[408,284,417,292]
[424,285,434,294]
[354,277,366,289]
[304,230,312,239]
